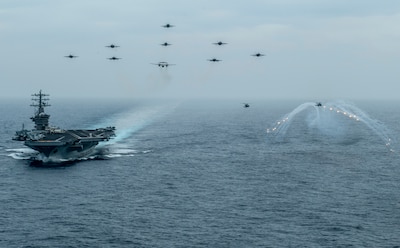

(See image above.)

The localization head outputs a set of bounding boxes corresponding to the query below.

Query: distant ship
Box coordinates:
[13,90,115,161]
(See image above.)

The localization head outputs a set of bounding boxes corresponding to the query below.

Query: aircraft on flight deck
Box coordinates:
[213,41,227,46]
[64,54,78,59]
[106,44,120,48]
[107,57,122,60]
[151,62,175,67]
[208,58,221,62]
[162,23,174,28]
[252,53,265,57]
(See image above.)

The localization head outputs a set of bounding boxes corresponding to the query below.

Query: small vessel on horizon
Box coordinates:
[13,90,116,161]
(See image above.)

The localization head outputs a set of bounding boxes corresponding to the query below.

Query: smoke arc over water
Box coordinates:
[267,101,396,152]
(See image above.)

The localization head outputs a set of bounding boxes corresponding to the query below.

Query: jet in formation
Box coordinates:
[162,23,174,28]
[65,54,78,59]
[106,44,120,48]
[107,57,122,60]
[208,58,221,62]
[160,42,172,46]
[252,53,265,57]
[151,62,175,67]
[243,103,250,108]
[213,41,227,46]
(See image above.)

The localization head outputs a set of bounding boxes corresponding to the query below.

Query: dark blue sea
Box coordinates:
[1,98,400,247]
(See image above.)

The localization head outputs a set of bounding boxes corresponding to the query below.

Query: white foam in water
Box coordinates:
[6,148,38,160]
[112,148,139,154]
[100,142,152,158]
[267,100,396,151]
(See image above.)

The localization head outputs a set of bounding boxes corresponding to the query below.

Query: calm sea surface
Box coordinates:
[1,99,400,247]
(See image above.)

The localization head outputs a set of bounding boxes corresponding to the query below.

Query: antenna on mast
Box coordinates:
[31,90,50,115]
[30,90,51,130]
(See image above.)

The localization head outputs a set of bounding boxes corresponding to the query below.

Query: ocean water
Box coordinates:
[1,99,400,247]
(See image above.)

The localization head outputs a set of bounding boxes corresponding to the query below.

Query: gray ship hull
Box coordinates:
[25,140,99,159]
[23,128,115,160]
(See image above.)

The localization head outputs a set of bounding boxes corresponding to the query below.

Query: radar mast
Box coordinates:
[30,90,50,130]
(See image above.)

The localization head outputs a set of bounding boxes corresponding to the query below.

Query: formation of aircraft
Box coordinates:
[62,23,269,109]
[151,62,175,67]
[64,23,265,69]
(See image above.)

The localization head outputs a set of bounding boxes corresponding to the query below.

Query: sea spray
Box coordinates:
[6,148,38,160]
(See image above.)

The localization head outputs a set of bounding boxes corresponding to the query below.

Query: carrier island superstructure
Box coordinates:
[13,90,115,160]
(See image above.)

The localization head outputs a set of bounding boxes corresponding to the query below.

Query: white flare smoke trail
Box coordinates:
[267,101,396,151]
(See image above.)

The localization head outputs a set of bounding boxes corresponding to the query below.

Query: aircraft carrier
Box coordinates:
[13,91,115,160]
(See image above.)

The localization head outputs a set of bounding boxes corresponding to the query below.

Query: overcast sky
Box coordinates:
[1,0,400,100]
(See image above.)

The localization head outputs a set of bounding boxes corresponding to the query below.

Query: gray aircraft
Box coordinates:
[162,23,174,28]
[106,44,120,48]
[213,41,227,46]
[208,58,221,62]
[151,62,176,67]
[252,53,265,57]
[65,54,78,59]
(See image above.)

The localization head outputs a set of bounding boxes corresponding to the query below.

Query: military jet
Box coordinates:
[315,102,322,107]
[107,57,122,60]
[208,58,221,62]
[151,62,175,67]
[160,42,172,46]
[252,53,265,57]
[213,41,227,46]
[106,44,120,48]
[243,103,250,108]
[64,54,78,59]
[162,23,174,28]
